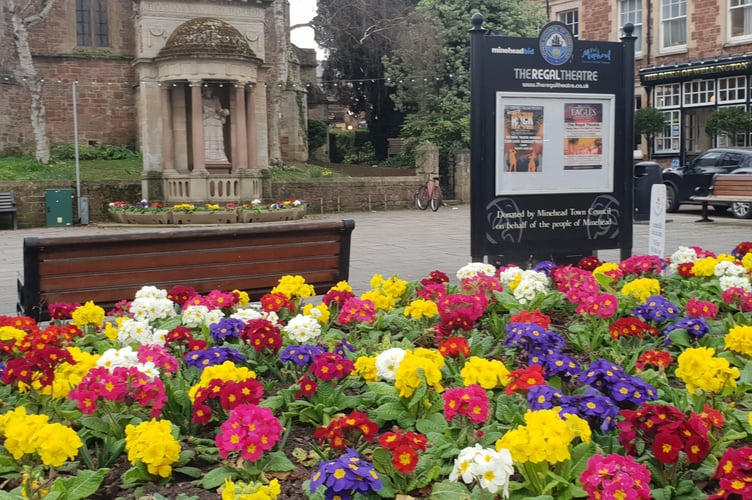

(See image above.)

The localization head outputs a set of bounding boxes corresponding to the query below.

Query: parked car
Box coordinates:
[662,147,752,213]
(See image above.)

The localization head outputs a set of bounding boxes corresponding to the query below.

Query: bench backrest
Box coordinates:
[0,192,15,211]
[711,174,752,196]
[18,219,354,319]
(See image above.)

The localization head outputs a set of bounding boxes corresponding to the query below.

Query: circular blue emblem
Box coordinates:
[539,23,574,66]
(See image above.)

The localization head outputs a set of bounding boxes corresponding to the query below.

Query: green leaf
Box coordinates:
[49,469,109,500]
[738,359,752,386]
[668,329,691,347]
[262,451,296,472]
[201,466,238,489]
[121,464,154,486]
[366,382,399,398]
[428,480,473,499]
[415,413,448,434]
[78,415,111,435]
[372,401,408,423]
[371,448,394,474]
[173,466,203,478]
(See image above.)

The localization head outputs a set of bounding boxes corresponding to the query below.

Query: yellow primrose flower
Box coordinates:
[0,326,26,343]
[460,356,510,389]
[620,278,660,302]
[404,299,439,320]
[354,356,378,383]
[394,350,443,398]
[691,256,720,277]
[329,280,353,293]
[125,419,181,478]
[233,289,250,306]
[496,408,589,464]
[361,288,395,311]
[71,300,105,327]
[725,325,752,357]
[189,361,256,401]
[593,262,620,276]
[271,275,315,299]
[676,347,740,395]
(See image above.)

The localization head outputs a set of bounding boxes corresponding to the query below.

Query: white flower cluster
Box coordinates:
[449,444,515,497]
[283,314,322,343]
[230,306,279,325]
[96,346,160,378]
[668,246,699,273]
[117,317,167,346]
[497,266,523,286]
[456,262,496,281]
[719,275,752,292]
[183,305,223,328]
[129,286,177,323]
[714,260,747,277]
[374,347,407,382]
[512,270,550,305]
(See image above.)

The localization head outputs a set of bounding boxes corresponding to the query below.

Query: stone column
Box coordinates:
[246,84,258,169]
[190,80,206,172]
[234,83,249,170]
[160,85,175,171]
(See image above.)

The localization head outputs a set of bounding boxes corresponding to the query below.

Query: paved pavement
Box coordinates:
[1,204,750,316]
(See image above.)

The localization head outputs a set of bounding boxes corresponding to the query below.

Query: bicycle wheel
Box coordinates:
[430,185,443,211]
[415,185,430,210]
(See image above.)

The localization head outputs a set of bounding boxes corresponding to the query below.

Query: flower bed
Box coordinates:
[108,200,307,225]
[1,243,752,499]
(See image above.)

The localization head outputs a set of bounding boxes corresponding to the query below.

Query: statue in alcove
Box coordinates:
[202,87,230,163]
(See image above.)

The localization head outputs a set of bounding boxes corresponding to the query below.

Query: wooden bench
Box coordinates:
[691,174,752,222]
[0,192,17,230]
[17,219,355,321]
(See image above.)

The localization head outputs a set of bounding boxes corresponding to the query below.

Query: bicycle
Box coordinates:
[414,173,443,211]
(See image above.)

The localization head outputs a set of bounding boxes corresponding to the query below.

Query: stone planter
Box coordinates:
[170,210,237,225]
[108,212,127,223]
[123,212,173,224]
[238,206,306,223]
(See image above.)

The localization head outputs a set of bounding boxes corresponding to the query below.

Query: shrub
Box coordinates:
[307,119,328,151]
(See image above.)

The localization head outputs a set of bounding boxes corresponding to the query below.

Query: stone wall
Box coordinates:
[3,181,141,229]
[2,176,421,229]
[270,177,420,213]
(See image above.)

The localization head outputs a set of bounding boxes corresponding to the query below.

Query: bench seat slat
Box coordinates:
[37,241,343,275]
[39,255,341,289]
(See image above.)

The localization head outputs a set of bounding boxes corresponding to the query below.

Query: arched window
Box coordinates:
[76,0,108,47]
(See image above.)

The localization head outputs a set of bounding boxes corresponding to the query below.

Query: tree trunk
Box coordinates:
[9,0,53,164]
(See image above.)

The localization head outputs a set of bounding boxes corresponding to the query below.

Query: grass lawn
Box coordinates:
[0,156,413,181]
[0,156,142,182]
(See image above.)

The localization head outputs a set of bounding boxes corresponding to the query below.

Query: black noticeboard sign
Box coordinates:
[469,16,636,266]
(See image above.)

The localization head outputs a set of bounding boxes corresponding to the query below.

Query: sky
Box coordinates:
[289,0,325,59]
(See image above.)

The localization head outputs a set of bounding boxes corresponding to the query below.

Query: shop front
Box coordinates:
[639,55,752,166]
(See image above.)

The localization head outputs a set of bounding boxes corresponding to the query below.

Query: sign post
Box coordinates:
[469,15,636,266]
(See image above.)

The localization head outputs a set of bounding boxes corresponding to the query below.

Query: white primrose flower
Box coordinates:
[719,275,752,292]
[283,314,322,343]
[129,296,176,323]
[134,286,169,300]
[182,305,210,328]
[668,246,699,272]
[117,318,166,346]
[375,347,407,382]
[204,308,226,327]
[714,260,746,277]
[449,444,514,498]
[456,262,496,281]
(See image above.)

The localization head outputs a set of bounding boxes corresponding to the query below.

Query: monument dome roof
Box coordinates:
[159,18,255,59]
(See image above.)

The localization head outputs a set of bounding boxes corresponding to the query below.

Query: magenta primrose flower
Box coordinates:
[215,403,283,461]
[580,453,651,500]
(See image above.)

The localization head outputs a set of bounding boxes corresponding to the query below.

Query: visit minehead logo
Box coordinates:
[539,23,574,66]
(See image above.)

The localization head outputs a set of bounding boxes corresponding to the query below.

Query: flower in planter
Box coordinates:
[579,453,652,500]
[309,448,383,498]
[124,418,181,478]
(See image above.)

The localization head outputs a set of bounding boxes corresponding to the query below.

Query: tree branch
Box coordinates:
[22,0,57,27]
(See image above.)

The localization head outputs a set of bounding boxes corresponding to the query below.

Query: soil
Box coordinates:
[85,425,317,500]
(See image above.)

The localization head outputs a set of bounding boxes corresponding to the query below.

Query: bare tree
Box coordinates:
[7,0,57,163]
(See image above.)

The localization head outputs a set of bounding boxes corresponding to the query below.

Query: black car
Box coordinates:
[662,147,752,212]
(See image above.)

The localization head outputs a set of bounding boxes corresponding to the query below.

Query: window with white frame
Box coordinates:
[683,79,715,106]
[558,9,579,38]
[654,83,681,108]
[661,0,686,50]
[654,109,681,153]
[730,0,752,40]
[718,76,747,103]
[619,0,643,54]
[713,104,750,147]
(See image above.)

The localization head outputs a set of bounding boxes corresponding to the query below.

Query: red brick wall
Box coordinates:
[1,0,137,154]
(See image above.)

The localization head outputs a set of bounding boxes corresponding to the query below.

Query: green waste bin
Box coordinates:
[45,189,73,227]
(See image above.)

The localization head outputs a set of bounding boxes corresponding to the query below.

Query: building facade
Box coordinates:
[1,0,309,203]
[546,0,752,166]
